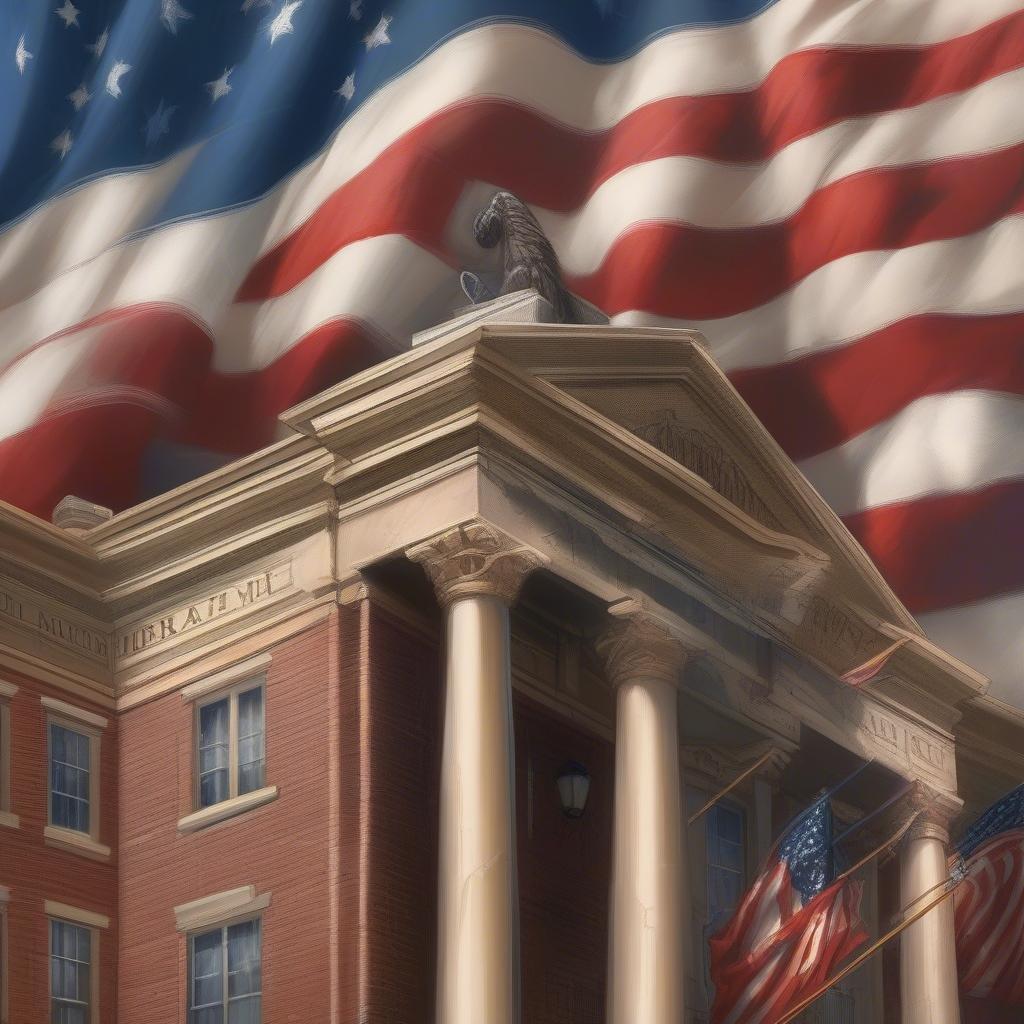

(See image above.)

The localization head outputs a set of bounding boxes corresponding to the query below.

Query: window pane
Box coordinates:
[228,996,261,1024]
[198,700,230,808]
[717,805,743,844]
[236,689,264,797]
[227,920,261,998]
[50,920,90,1023]
[191,930,224,1020]
[50,726,90,833]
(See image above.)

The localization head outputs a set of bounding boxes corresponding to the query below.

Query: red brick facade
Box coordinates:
[0,598,619,1023]
[1,671,118,1022]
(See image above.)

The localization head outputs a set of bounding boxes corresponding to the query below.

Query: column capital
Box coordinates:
[906,784,963,844]
[595,599,702,690]
[407,519,547,607]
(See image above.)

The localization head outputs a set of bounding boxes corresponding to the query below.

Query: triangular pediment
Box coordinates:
[478,324,919,634]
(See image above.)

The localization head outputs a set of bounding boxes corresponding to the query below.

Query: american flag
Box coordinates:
[708,796,867,1024]
[0,2,1021,699]
[954,785,1024,1006]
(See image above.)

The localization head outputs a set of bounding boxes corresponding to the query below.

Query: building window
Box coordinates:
[706,802,745,936]
[0,687,14,828]
[42,698,108,858]
[50,918,93,1024]
[50,723,92,834]
[189,918,262,1024]
[197,683,265,809]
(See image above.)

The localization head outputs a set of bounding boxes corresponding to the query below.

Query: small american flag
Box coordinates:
[954,784,1024,1005]
[709,796,867,1024]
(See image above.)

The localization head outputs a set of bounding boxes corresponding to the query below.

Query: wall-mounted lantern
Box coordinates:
[556,760,591,819]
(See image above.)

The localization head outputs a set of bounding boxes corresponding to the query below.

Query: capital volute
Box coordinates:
[406,519,548,607]
[906,783,962,845]
[595,599,702,689]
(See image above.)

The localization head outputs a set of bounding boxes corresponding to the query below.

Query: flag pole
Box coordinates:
[775,871,966,1024]
[687,750,777,826]
[834,809,923,886]
[832,781,917,848]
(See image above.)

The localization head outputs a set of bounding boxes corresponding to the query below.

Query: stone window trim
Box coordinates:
[44,703,110,862]
[47,903,107,1024]
[178,664,273,834]
[0,683,15,831]
[180,654,272,704]
[174,885,272,934]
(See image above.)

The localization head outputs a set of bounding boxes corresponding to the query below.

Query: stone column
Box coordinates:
[407,520,545,1024]
[900,795,962,1024]
[596,600,697,1024]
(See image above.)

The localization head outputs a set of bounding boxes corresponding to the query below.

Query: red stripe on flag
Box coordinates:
[842,479,1024,613]
[237,10,1024,302]
[731,314,1024,461]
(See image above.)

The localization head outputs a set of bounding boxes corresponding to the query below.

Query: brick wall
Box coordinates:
[515,695,612,1024]
[117,617,339,1023]
[0,670,118,1022]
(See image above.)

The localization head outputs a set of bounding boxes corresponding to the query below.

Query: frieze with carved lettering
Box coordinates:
[0,584,109,664]
[116,562,293,663]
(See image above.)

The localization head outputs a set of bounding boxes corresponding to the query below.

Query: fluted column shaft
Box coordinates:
[597,602,696,1024]
[900,811,961,1024]
[408,521,545,1024]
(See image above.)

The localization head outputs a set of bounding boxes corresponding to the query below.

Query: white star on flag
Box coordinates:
[55,1,80,28]
[86,28,109,58]
[144,99,177,147]
[267,1,302,44]
[206,67,234,102]
[68,83,92,110]
[335,73,355,101]
[50,130,73,160]
[106,60,132,98]
[160,0,194,34]
[363,14,391,50]
[15,35,33,74]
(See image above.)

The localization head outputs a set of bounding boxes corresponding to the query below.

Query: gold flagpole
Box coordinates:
[775,872,965,1024]
[833,810,923,886]
[687,750,776,826]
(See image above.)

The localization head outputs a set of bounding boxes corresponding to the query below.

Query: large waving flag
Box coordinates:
[708,796,867,1024]
[954,785,1024,1006]
[1,1,1022,701]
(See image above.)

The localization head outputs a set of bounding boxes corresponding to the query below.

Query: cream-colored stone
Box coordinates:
[597,604,695,1024]
[900,797,962,1024]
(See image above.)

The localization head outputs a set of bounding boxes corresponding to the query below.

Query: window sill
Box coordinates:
[177,785,279,834]
[44,825,111,862]
[0,810,19,829]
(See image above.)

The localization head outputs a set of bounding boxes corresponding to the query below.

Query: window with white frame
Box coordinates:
[189,918,262,1023]
[196,682,265,809]
[50,918,93,1024]
[49,722,93,835]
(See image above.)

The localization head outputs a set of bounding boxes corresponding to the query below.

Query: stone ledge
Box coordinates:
[176,785,279,834]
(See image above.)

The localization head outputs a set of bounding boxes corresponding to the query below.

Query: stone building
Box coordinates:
[0,299,1021,1023]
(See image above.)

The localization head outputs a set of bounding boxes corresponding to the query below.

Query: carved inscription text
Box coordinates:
[0,585,110,664]
[117,562,293,661]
